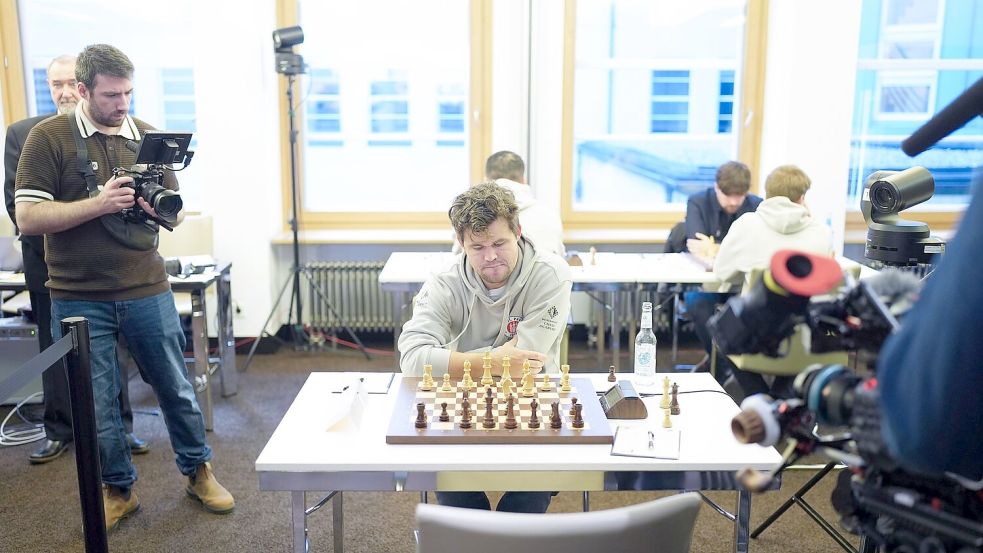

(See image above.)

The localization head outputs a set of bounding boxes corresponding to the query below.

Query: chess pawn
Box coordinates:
[481,351,494,386]
[560,364,571,392]
[421,364,435,390]
[662,408,672,429]
[461,360,475,390]
[441,373,452,392]
[539,372,552,391]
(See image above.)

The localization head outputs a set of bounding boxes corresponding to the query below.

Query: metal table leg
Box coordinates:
[610,290,621,369]
[391,291,405,368]
[292,491,305,553]
[190,290,213,431]
[333,492,344,553]
[216,268,238,397]
[734,489,751,553]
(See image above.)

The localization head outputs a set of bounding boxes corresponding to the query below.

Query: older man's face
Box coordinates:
[47,60,80,115]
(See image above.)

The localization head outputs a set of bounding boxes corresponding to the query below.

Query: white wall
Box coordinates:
[189,0,282,336]
[758,0,863,255]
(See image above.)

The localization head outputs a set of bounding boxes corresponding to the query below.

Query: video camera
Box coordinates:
[112,131,193,230]
[708,250,983,552]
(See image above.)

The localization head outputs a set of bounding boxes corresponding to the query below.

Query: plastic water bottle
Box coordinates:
[634,301,657,386]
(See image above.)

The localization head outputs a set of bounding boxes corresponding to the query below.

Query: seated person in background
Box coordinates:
[399,182,572,512]
[454,150,566,257]
[683,161,762,378]
[713,164,833,398]
[684,160,762,262]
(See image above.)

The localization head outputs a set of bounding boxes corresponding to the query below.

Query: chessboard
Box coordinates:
[386,376,614,444]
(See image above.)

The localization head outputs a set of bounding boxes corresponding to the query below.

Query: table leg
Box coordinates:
[190,290,213,431]
[672,293,680,367]
[610,290,621,370]
[292,491,306,553]
[392,291,405,368]
[216,269,238,397]
[734,489,751,553]
[333,491,344,553]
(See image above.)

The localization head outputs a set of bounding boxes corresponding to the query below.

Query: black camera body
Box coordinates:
[716,250,983,552]
[861,166,946,267]
[113,131,194,229]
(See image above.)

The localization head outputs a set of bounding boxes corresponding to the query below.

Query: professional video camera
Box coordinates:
[112,131,193,230]
[862,166,945,268]
[708,250,983,552]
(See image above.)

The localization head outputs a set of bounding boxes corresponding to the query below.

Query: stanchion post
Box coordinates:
[62,316,109,553]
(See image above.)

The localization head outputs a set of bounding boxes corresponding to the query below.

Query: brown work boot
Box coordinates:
[186,462,235,514]
[103,485,140,531]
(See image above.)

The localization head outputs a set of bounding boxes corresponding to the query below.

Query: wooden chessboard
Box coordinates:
[386,376,614,444]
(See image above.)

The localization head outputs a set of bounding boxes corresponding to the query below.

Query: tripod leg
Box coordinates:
[301,270,372,360]
[751,462,839,538]
[243,270,295,371]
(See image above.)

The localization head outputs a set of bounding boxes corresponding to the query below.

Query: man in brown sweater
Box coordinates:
[14,44,233,531]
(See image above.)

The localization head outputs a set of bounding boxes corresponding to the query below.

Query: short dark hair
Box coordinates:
[716,161,751,196]
[449,182,520,243]
[76,44,133,90]
[485,151,525,182]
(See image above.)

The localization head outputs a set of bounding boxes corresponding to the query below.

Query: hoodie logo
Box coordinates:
[505,316,523,339]
[548,306,559,319]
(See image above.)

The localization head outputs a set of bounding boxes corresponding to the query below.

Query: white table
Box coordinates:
[256,371,782,553]
[379,252,718,369]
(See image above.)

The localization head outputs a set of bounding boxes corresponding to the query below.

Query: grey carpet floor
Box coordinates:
[0,342,860,552]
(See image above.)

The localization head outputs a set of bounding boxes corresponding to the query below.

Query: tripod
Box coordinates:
[243,67,370,371]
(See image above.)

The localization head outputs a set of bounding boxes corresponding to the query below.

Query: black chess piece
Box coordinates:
[415,403,427,429]
[569,397,579,416]
[504,395,518,430]
[439,402,450,422]
[670,382,681,415]
[528,399,541,429]
[460,398,472,429]
[572,403,585,429]
[483,396,496,429]
[550,401,562,429]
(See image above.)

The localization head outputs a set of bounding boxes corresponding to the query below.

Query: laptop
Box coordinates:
[0,236,24,272]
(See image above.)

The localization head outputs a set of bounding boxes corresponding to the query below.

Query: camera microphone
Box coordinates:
[864,269,922,316]
[901,76,983,156]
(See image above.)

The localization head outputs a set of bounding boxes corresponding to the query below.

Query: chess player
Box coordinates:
[483,150,566,257]
[398,181,572,513]
[712,164,833,398]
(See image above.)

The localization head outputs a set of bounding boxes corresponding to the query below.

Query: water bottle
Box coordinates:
[634,301,657,386]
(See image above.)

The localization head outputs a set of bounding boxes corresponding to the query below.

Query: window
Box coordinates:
[565,0,760,218]
[292,0,486,221]
[15,0,202,210]
[849,0,983,210]
[307,69,342,145]
[718,70,735,133]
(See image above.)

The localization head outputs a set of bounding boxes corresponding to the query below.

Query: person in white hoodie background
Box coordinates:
[712,164,833,398]
[452,151,566,256]
[398,181,572,513]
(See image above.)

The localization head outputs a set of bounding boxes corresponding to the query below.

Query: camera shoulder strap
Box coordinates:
[68,109,101,198]
[68,109,159,251]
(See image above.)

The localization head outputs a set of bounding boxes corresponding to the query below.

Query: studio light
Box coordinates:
[272,25,306,75]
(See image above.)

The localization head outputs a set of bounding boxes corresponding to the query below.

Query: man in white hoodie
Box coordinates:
[483,151,566,256]
[398,182,572,512]
[712,164,833,397]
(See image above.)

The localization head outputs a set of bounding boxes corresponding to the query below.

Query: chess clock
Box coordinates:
[599,380,648,419]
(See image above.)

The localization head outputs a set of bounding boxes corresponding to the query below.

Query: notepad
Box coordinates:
[611,425,681,459]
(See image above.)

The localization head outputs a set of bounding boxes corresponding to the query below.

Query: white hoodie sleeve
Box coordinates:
[514,263,573,372]
[713,216,753,287]
[397,278,458,376]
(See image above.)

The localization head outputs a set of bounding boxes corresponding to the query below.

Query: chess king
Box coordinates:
[397,181,573,514]
[398,182,573,380]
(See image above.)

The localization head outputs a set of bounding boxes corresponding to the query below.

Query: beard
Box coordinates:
[86,102,126,127]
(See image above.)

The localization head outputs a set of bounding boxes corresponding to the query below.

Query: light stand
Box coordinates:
[244,27,370,370]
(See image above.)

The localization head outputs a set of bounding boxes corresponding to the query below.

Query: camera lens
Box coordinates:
[152,190,183,220]
[871,182,899,212]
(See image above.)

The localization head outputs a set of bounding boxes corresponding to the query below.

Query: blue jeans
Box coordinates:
[435,491,554,513]
[51,291,211,489]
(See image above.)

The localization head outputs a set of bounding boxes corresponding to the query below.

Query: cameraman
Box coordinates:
[878,181,983,482]
[14,44,234,531]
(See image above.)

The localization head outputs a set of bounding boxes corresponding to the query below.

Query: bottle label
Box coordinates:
[635,344,656,370]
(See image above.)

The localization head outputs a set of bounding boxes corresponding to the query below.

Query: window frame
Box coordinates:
[276,0,491,231]
[559,0,770,230]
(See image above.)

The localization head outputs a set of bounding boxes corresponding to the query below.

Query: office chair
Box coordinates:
[416,492,701,553]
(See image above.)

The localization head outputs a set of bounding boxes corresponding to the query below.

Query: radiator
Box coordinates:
[304,261,392,333]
